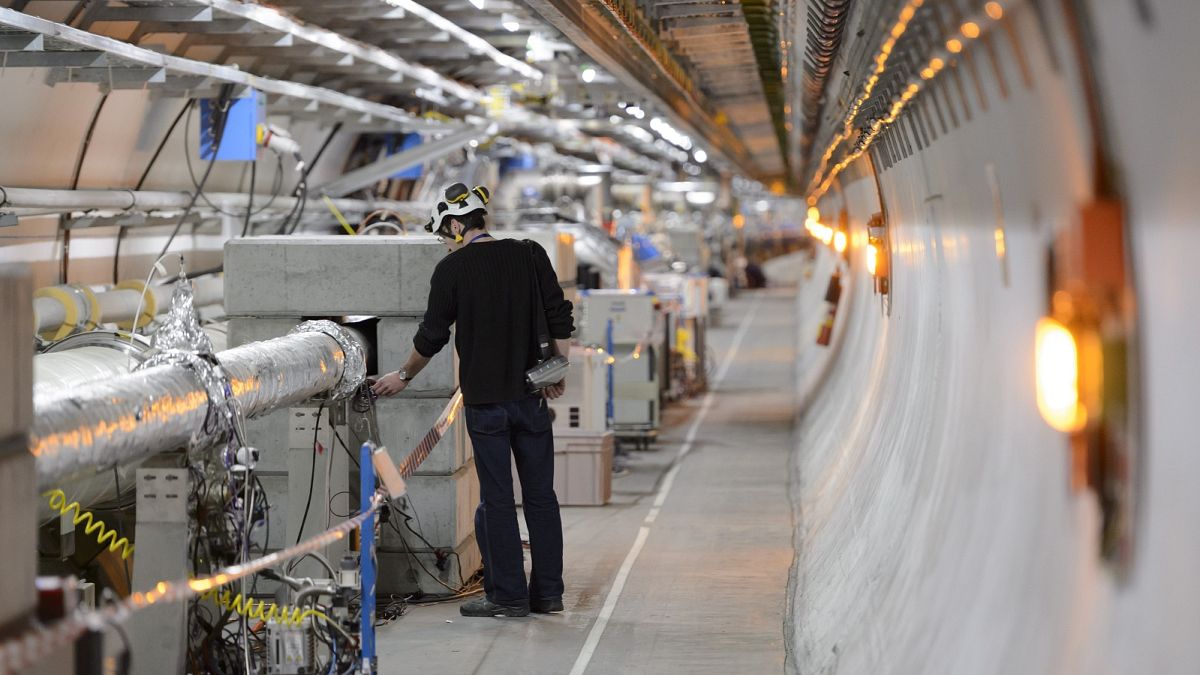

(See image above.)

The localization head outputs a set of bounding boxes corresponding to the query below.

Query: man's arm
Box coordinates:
[371,350,431,397]
[374,261,454,397]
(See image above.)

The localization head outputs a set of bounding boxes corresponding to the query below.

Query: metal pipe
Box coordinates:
[31,323,365,488]
[314,125,496,198]
[33,277,224,334]
[0,186,427,220]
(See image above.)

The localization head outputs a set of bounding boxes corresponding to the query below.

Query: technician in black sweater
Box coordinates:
[372,183,574,618]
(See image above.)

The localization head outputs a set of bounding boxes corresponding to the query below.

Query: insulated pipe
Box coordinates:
[0,186,426,220]
[31,324,365,489]
[34,277,224,335]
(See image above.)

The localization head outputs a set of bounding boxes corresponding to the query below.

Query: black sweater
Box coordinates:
[414,238,575,405]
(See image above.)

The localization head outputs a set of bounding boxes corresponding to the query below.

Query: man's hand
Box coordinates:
[542,379,566,400]
[371,371,409,397]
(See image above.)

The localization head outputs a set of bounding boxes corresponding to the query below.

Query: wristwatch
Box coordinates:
[396,368,411,382]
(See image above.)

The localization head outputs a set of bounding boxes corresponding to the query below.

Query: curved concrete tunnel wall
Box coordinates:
[787,3,1199,674]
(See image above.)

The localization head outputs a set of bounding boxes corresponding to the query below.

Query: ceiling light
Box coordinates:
[469,0,484,8]
[693,149,707,163]
[685,191,716,205]
[501,13,520,31]
[609,115,622,124]
[581,67,597,83]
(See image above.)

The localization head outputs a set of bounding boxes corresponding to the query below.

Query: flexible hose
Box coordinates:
[43,489,135,560]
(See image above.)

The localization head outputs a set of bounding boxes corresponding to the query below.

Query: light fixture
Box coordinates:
[1035,317,1086,433]
[834,231,848,254]
[609,115,622,124]
[577,175,603,186]
[581,67,597,83]
[525,33,554,62]
[685,191,716,205]
[693,149,707,163]
[807,206,820,222]
[501,13,520,32]
[866,243,879,276]
[469,0,484,8]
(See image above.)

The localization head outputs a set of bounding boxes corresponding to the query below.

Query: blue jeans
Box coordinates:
[465,395,564,606]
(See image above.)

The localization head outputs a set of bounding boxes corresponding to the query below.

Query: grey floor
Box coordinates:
[376,289,797,674]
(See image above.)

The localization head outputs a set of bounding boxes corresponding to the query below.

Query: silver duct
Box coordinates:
[31,321,366,489]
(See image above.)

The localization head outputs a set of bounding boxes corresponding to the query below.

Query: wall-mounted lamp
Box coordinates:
[1037,198,1138,572]
[867,212,890,296]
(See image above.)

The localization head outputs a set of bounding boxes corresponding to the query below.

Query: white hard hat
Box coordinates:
[425,182,490,235]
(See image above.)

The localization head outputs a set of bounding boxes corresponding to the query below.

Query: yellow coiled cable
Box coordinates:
[199,587,330,628]
[43,489,135,560]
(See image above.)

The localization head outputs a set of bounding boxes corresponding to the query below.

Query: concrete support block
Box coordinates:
[373,397,471,475]
[224,235,444,317]
[376,317,456,397]
[0,266,35,632]
[381,460,478,552]
[377,534,482,596]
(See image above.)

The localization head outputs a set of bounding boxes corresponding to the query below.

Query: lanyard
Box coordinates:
[466,233,492,246]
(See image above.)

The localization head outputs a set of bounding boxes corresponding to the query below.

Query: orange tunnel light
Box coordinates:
[866,243,879,276]
[1035,317,1087,433]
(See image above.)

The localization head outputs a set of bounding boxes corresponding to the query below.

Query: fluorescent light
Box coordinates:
[578,175,603,186]
[685,191,716,205]
[501,13,520,31]
[581,67,597,83]
[384,0,541,80]
[693,149,707,163]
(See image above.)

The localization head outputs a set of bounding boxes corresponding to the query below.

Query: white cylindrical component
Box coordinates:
[34,346,139,521]
[34,346,133,399]
[34,278,224,333]
[0,186,425,219]
[31,323,366,488]
[32,296,67,331]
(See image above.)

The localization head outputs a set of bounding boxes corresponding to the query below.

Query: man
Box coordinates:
[372,182,573,618]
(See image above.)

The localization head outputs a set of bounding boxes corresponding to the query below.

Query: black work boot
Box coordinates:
[530,597,564,614]
[459,597,530,617]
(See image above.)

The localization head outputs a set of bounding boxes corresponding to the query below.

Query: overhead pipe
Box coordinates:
[30,321,366,489]
[314,125,497,198]
[34,277,224,338]
[0,186,426,220]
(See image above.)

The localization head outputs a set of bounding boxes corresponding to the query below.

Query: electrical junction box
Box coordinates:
[579,290,656,345]
[388,133,424,179]
[267,621,314,675]
[199,89,264,161]
[548,345,608,433]
[645,273,708,320]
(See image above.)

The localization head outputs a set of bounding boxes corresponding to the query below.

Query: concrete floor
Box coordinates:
[375,288,797,674]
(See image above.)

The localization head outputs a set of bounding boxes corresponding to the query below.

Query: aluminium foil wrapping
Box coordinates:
[31,328,363,488]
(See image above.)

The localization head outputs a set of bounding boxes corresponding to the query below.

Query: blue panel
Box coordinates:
[500,153,537,174]
[631,234,662,262]
[389,133,424,180]
[198,91,262,161]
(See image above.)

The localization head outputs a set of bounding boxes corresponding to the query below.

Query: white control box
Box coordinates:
[579,290,656,345]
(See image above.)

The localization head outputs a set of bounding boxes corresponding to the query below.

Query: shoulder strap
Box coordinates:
[524,240,552,361]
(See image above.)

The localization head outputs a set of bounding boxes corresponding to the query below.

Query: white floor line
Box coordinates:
[568,296,762,675]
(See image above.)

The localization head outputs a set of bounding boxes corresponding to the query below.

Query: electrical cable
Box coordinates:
[240,156,256,238]
[157,85,236,262]
[298,122,342,190]
[112,467,132,589]
[182,105,284,220]
[60,93,110,284]
[114,99,194,284]
[295,400,327,546]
